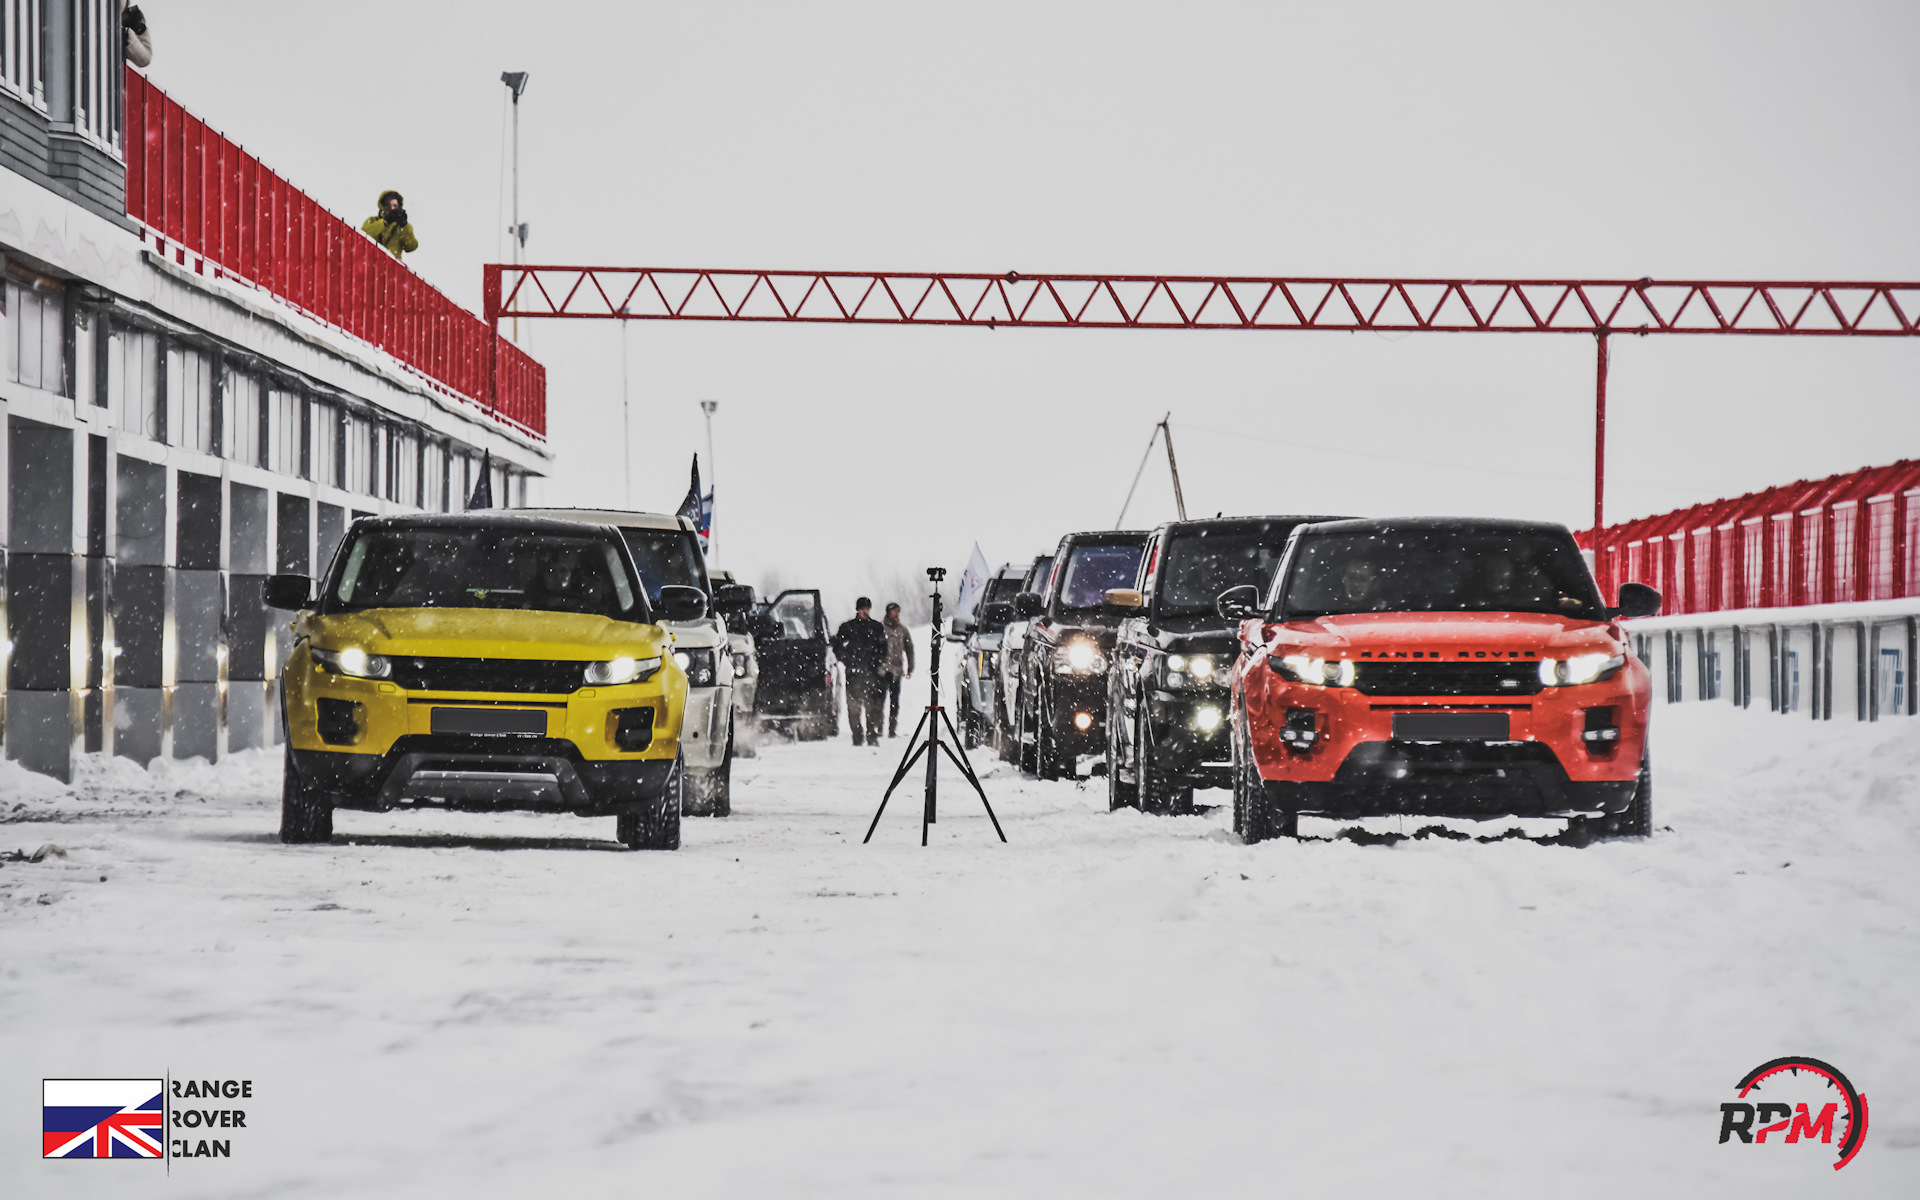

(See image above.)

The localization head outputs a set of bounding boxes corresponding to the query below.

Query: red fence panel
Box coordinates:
[119,68,544,439]
[1582,460,1920,614]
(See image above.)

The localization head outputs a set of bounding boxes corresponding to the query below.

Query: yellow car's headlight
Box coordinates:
[311,646,392,679]
[585,655,663,686]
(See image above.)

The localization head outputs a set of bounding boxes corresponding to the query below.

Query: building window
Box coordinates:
[72,0,121,150]
[110,326,160,438]
[268,387,302,476]
[4,275,65,393]
[310,401,339,488]
[0,0,46,109]
[225,367,263,467]
[167,344,216,453]
[342,414,373,494]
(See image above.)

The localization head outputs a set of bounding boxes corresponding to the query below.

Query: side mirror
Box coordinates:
[1613,582,1661,620]
[655,584,709,622]
[1014,592,1043,618]
[264,573,313,610]
[1216,584,1260,622]
[1103,588,1145,611]
[981,601,1015,626]
[712,583,755,614]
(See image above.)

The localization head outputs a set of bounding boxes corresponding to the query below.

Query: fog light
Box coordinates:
[1073,711,1094,732]
[1280,707,1319,754]
[1193,706,1222,732]
[1582,705,1620,749]
[611,707,656,752]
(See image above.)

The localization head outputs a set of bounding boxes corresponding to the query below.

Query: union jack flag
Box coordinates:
[43,1079,165,1158]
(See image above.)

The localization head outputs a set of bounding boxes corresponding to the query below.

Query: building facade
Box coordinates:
[3,12,549,779]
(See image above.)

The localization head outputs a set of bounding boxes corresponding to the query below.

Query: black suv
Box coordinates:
[1013,531,1149,779]
[749,589,840,740]
[1107,515,1345,813]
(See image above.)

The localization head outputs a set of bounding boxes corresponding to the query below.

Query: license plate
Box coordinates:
[1392,711,1510,741]
[430,707,548,737]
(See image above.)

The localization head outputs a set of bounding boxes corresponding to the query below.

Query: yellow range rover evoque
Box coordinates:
[267,514,703,850]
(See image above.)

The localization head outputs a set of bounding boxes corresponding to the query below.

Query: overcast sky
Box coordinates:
[156,2,1919,612]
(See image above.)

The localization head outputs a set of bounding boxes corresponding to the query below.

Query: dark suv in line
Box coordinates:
[1106,515,1346,814]
[1013,530,1149,779]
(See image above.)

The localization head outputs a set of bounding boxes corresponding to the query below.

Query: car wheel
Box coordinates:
[711,718,734,818]
[1236,741,1267,844]
[1107,692,1139,812]
[1036,690,1064,781]
[1137,710,1192,815]
[618,751,683,850]
[1571,751,1651,842]
[279,752,334,844]
[1017,685,1039,776]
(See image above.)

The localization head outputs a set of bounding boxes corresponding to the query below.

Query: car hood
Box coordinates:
[1275,611,1620,655]
[308,608,669,659]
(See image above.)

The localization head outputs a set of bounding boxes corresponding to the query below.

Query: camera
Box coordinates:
[124,4,146,34]
[926,567,946,583]
[386,207,408,226]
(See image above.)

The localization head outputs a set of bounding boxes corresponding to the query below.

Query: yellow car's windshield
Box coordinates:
[328,528,640,619]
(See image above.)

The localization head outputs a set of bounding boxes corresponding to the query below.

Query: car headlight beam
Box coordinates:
[1274,655,1355,687]
[1538,653,1626,687]
[311,646,392,679]
[585,655,663,686]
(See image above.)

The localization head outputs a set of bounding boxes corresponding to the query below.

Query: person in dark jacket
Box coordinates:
[880,602,916,737]
[361,190,419,260]
[831,597,888,746]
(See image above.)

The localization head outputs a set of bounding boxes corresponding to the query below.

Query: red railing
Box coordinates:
[122,68,544,438]
[1582,460,1920,615]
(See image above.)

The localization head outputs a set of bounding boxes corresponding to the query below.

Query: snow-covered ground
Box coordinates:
[4,705,1916,1197]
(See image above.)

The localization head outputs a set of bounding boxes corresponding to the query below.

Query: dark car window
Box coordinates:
[619,527,709,601]
[984,575,1025,605]
[1278,529,1606,621]
[1155,524,1296,616]
[328,529,640,619]
[1055,543,1145,610]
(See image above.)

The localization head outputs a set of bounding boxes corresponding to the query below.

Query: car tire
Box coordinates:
[1017,685,1039,777]
[1036,690,1064,781]
[1107,693,1139,811]
[618,752,683,851]
[712,718,734,818]
[1570,751,1652,842]
[278,752,333,844]
[1237,747,1267,844]
[685,723,733,818]
[1137,710,1192,816]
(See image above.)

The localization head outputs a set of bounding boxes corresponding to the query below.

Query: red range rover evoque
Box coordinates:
[1222,517,1662,842]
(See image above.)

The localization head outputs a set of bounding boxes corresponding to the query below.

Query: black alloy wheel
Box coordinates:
[1036,686,1065,781]
[1107,686,1139,811]
[1137,707,1193,816]
[278,752,334,844]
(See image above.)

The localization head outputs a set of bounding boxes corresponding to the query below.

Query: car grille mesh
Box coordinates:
[386,656,588,694]
[1352,661,1543,697]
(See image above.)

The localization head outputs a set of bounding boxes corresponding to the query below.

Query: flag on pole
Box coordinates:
[676,455,711,553]
[466,449,494,510]
[955,543,991,617]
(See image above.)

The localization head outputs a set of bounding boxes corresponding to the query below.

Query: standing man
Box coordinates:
[831,597,888,747]
[879,602,916,737]
[361,190,419,261]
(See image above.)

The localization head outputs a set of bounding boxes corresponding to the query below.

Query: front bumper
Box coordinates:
[1247,669,1647,819]
[1145,689,1233,785]
[291,739,676,816]
[1045,673,1109,756]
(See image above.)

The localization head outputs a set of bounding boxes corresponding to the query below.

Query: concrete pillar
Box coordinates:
[5,417,85,781]
[113,454,170,764]
[173,470,224,761]
[228,482,272,751]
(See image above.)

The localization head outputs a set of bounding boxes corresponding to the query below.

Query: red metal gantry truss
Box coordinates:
[482,265,1920,550]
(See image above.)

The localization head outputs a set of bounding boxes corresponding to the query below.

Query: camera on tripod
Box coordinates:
[927,567,946,583]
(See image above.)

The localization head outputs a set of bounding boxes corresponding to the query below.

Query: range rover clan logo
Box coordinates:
[1718,1057,1868,1170]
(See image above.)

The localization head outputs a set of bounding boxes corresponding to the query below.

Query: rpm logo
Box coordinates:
[1718,1057,1868,1171]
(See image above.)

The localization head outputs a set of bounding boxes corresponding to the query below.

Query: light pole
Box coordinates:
[500,71,529,340]
[700,400,718,559]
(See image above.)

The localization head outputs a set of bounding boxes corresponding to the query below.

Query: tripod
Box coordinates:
[864,567,1007,845]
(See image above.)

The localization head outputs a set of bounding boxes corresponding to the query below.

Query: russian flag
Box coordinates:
[43,1079,165,1158]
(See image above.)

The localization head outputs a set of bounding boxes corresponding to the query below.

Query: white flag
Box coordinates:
[955,543,992,617]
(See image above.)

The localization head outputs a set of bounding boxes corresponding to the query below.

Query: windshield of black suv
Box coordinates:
[619,528,709,601]
[1277,528,1606,621]
[984,574,1025,606]
[1055,542,1145,610]
[327,528,640,619]
[764,592,823,640]
[1155,522,1301,617]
